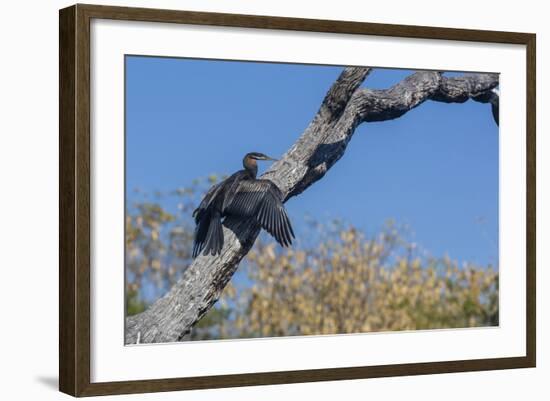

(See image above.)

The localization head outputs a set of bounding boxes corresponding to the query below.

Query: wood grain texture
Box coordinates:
[59,5,76,395]
[58,3,536,396]
[59,4,92,397]
[75,4,92,395]
[525,34,536,367]
[80,356,534,396]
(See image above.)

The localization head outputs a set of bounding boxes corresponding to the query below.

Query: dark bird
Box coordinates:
[192,152,294,258]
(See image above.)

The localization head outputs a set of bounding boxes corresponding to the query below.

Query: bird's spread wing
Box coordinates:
[224,179,294,247]
[193,181,223,222]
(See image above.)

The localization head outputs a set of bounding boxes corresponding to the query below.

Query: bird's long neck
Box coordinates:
[243,155,258,178]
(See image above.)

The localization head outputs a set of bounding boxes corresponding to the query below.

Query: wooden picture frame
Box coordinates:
[59,3,536,397]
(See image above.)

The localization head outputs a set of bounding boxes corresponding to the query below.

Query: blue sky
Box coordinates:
[126,56,499,267]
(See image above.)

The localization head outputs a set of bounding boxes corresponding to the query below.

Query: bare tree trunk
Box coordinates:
[125,67,499,344]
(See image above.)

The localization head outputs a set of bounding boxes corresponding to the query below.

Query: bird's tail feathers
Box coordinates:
[204,211,223,256]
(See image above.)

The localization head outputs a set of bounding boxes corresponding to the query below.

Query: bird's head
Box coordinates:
[245,152,278,162]
[243,152,278,176]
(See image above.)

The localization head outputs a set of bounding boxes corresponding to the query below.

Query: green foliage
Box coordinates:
[126,288,147,316]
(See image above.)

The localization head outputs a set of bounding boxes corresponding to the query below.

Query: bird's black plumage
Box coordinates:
[192,152,294,258]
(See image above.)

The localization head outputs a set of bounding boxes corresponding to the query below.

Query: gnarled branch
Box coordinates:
[125,67,498,344]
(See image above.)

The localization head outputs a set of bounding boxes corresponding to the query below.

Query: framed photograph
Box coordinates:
[59,4,536,397]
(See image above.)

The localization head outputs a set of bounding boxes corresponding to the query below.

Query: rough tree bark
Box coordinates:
[125,67,499,344]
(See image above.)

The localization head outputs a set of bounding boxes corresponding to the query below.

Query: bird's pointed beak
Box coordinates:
[264,155,278,161]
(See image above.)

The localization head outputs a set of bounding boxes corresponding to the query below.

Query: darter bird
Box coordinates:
[192,152,294,258]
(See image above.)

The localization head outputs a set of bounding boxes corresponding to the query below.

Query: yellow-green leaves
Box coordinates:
[209,225,498,339]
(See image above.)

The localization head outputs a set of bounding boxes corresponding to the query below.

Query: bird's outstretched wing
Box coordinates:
[223,179,294,247]
[192,181,223,222]
[192,181,225,258]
